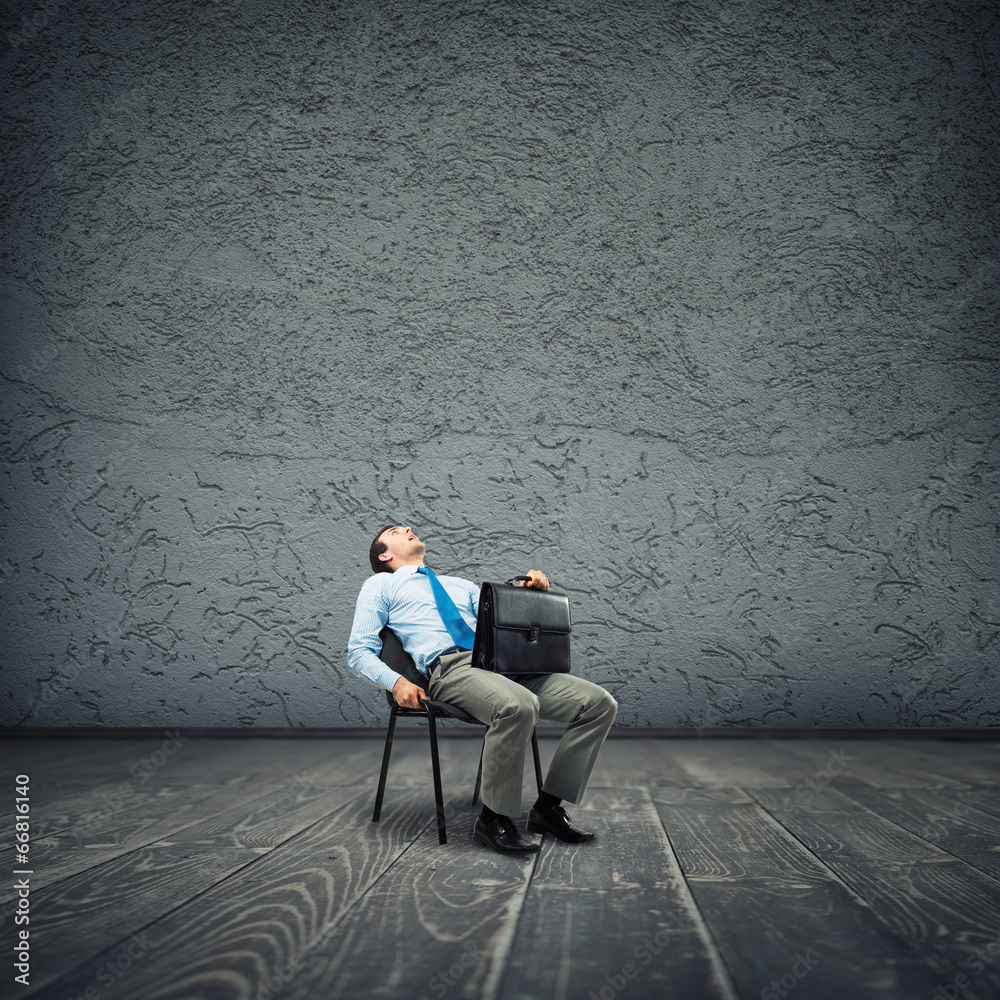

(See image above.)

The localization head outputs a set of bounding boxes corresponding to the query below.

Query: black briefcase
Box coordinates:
[472,577,571,675]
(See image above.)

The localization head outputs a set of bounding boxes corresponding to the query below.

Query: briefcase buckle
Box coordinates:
[528,625,539,642]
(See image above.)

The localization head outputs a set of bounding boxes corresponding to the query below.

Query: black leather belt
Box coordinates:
[428,646,465,673]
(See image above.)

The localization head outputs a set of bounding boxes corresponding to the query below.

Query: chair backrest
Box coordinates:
[378,627,429,706]
[377,626,486,725]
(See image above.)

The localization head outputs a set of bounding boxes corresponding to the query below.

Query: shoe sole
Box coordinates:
[472,831,539,855]
[525,819,595,842]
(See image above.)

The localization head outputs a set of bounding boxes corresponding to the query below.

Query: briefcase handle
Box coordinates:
[504,575,532,586]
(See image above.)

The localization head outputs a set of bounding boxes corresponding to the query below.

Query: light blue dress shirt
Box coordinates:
[347,565,481,691]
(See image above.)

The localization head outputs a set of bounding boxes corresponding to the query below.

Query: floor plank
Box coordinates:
[15,845,263,996]
[0,742,370,900]
[596,738,707,787]
[653,783,945,1000]
[4,735,1000,1000]
[872,740,1000,786]
[15,747,467,997]
[752,786,1000,998]
[1,738,334,828]
[958,787,1000,820]
[832,781,1000,881]
[767,739,970,788]
[22,764,472,1000]
[276,804,537,1000]
[650,739,816,788]
[501,785,737,1000]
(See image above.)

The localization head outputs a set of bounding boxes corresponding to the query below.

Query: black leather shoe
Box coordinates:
[526,804,596,843]
[472,816,540,855]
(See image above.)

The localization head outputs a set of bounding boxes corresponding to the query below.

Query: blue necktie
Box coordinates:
[417,567,476,649]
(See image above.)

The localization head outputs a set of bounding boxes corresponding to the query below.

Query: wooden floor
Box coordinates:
[2,733,1000,1000]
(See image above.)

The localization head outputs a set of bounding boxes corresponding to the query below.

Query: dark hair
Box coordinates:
[369,524,398,574]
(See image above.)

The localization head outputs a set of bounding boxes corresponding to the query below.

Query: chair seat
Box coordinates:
[371,626,542,844]
[386,693,483,726]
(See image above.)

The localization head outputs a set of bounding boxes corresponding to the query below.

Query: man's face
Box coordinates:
[378,525,426,570]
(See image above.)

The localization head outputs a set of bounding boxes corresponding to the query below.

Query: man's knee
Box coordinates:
[496,690,540,729]
[595,689,618,723]
[521,691,541,724]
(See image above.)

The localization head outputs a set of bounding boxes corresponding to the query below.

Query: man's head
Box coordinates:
[369,524,426,573]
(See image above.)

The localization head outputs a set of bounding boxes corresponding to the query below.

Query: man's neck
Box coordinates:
[393,558,426,571]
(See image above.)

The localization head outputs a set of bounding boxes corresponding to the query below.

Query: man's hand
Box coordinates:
[392,676,429,710]
[522,570,549,590]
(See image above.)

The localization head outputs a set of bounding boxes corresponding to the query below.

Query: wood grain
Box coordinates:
[597,737,707,787]
[654,784,944,1000]
[276,805,538,1000]
[766,739,969,788]
[7,735,1000,1000]
[831,781,1000,881]
[501,785,737,1000]
[15,743,442,994]
[0,741,373,899]
[653,738,818,788]
[22,761,472,1000]
[870,740,1000,786]
[753,785,1000,997]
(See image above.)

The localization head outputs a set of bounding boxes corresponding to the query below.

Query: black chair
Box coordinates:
[371,627,543,844]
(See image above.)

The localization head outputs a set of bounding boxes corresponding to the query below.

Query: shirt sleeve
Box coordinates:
[347,576,404,692]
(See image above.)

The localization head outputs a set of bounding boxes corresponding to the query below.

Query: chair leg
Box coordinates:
[426,711,447,844]
[372,708,399,823]
[472,733,486,806]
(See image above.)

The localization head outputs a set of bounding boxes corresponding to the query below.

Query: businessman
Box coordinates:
[348,525,618,855]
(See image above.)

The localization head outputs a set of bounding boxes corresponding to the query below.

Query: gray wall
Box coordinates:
[1,0,997,729]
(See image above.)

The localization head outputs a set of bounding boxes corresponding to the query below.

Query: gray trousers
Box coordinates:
[427,651,618,817]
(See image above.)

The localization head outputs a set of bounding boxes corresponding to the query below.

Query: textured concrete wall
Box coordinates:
[1,0,997,729]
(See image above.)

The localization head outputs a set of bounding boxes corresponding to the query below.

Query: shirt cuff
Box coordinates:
[373,663,407,692]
